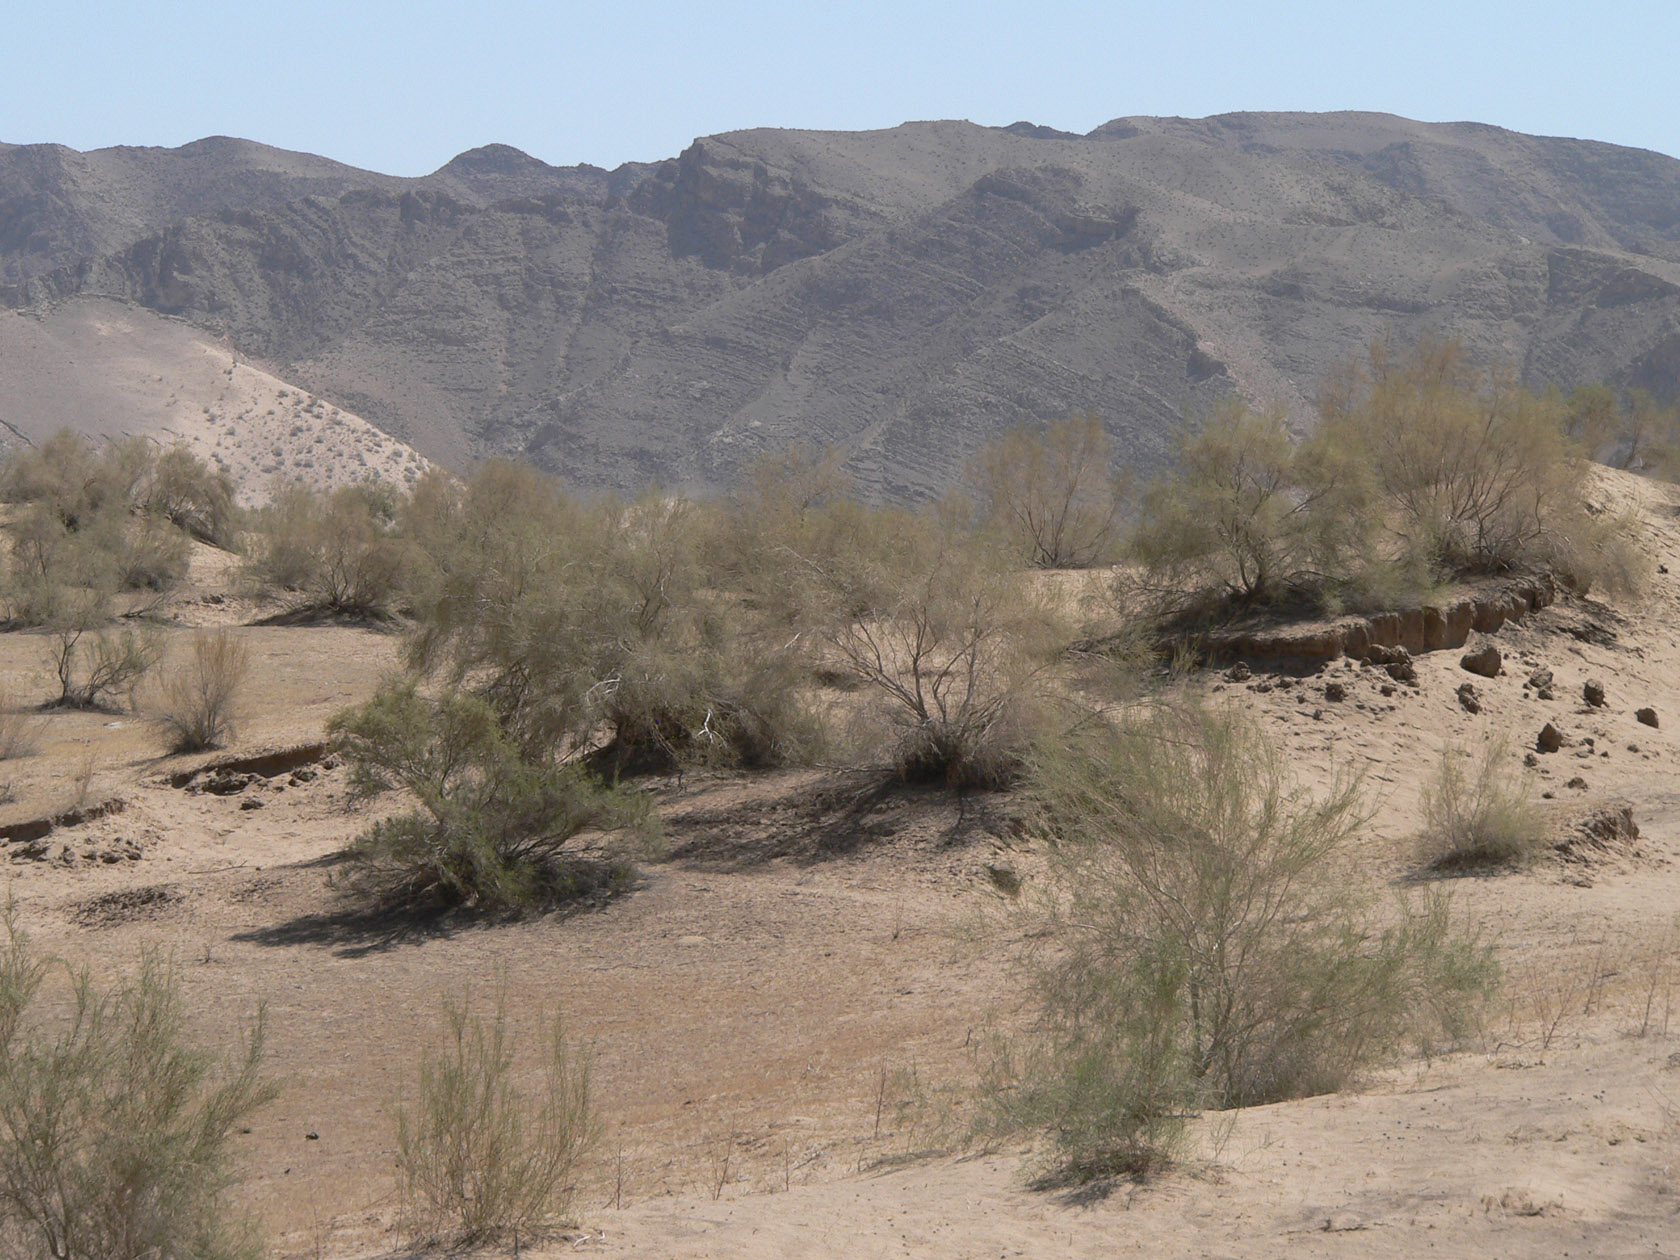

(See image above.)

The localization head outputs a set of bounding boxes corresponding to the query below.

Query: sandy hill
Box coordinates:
[4,113,1680,498]
[0,298,430,500]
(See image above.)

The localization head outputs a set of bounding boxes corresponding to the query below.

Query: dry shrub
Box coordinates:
[46,613,161,712]
[0,910,275,1260]
[0,691,42,762]
[141,443,240,548]
[801,503,1064,789]
[968,413,1128,569]
[986,705,1494,1181]
[0,432,202,614]
[242,481,410,619]
[396,990,597,1247]
[406,463,819,776]
[156,629,249,753]
[1418,738,1546,870]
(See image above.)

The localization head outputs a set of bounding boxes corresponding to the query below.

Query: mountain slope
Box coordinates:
[5,113,1680,498]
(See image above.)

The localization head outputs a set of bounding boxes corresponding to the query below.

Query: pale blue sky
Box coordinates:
[6,1,1678,173]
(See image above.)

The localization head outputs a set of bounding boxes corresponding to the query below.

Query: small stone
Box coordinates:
[1380,683,1397,697]
[1628,744,1641,753]
[1537,687,1554,701]
[1566,776,1588,790]
[1386,659,1417,684]
[1324,682,1347,702]
[1523,753,1539,767]
[1460,643,1502,678]
[1456,682,1481,714]
[1637,707,1659,728]
[1528,667,1554,690]
[1226,662,1251,682]
[1584,679,1607,707]
[239,798,265,811]
[1537,722,1564,753]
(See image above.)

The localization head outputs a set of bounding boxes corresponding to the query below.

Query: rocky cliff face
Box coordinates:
[6,112,1680,498]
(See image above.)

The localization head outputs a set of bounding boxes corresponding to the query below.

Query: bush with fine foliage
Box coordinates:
[243,481,410,619]
[967,413,1128,569]
[396,990,596,1247]
[156,629,250,753]
[0,911,276,1260]
[1417,738,1545,870]
[793,498,1064,789]
[329,683,650,911]
[984,705,1495,1181]
[404,462,819,775]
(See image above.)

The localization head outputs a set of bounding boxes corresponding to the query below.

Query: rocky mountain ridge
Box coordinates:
[5,112,1680,498]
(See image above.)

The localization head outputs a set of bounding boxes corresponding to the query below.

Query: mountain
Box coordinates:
[5,112,1680,499]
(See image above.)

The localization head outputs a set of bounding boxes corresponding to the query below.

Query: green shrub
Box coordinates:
[396,990,597,1247]
[1418,738,1546,870]
[989,705,1495,1181]
[329,684,650,911]
[0,911,275,1260]
[1325,338,1589,576]
[155,629,249,753]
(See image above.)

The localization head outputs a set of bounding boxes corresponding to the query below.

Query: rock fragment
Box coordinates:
[1456,682,1481,714]
[1537,722,1564,753]
[1584,680,1606,708]
[1461,643,1502,677]
[1637,707,1659,728]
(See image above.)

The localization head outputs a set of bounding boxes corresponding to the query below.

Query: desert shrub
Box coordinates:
[407,467,819,775]
[243,481,410,619]
[967,413,1128,569]
[0,911,275,1260]
[141,444,240,548]
[801,503,1062,789]
[1325,338,1590,576]
[45,602,161,711]
[111,513,193,593]
[396,990,596,1247]
[1418,738,1546,870]
[0,431,144,529]
[0,435,200,621]
[0,691,42,762]
[329,683,650,911]
[990,705,1494,1180]
[155,629,250,753]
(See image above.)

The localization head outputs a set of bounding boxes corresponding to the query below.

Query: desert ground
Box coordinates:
[3,471,1680,1258]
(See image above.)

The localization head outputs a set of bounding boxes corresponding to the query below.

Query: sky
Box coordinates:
[5,1,1679,175]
